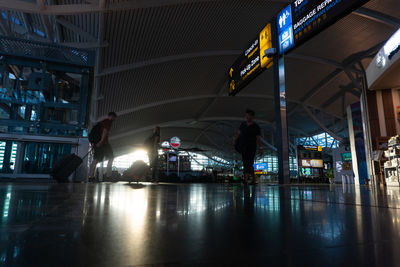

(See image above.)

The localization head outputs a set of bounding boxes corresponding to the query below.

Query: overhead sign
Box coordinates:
[277,5,294,54]
[170,136,181,149]
[301,145,323,152]
[278,0,370,55]
[229,23,273,96]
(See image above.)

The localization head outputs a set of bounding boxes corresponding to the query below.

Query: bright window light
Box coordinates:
[99,150,149,169]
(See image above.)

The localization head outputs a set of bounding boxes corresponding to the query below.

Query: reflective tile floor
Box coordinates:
[1,183,400,266]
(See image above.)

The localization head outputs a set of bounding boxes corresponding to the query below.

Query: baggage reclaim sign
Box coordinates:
[229,0,369,94]
[278,0,370,54]
[229,24,273,96]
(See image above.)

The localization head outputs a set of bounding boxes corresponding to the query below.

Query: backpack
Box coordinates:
[88,123,102,144]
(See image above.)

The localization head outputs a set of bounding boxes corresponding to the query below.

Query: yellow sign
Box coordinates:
[303,146,323,152]
[259,23,273,69]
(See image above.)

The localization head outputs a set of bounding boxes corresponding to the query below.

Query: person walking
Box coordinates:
[88,112,117,182]
[233,109,263,185]
[145,127,161,183]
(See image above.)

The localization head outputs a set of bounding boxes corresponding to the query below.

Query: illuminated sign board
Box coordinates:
[301,159,324,168]
[278,0,369,54]
[229,24,273,96]
[277,5,294,54]
[254,162,268,170]
[302,145,322,152]
[341,152,352,162]
[170,136,181,149]
[384,28,400,60]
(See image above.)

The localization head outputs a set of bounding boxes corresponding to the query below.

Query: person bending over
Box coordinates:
[89,112,117,182]
[234,109,263,185]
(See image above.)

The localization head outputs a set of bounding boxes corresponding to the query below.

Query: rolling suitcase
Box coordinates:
[51,153,88,183]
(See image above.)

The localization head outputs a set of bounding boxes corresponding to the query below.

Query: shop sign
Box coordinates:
[367,28,400,89]
[301,159,324,168]
[161,141,170,148]
[170,136,181,149]
[384,29,400,60]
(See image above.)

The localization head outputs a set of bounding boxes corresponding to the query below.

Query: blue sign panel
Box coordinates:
[254,163,268,170]
[277,5,294,55]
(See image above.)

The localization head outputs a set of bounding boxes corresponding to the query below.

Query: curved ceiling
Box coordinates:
[0,0,399,157]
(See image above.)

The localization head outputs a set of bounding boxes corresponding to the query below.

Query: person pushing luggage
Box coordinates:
[88,111,117,182]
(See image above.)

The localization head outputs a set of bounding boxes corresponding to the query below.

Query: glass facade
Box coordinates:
[22,142,72,174]
[254,152,298,175]
[297,133,339,148]
[0,141,17,173]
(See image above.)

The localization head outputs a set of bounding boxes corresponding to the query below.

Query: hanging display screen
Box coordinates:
[229,24,273,96]
[278,0,369,54]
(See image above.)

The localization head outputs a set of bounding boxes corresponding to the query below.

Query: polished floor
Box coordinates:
[1,183,400,266]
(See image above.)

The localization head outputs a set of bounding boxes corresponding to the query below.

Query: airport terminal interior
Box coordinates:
[0,0,400,266]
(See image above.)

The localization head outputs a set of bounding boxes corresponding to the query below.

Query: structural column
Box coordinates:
[272,20,290,184]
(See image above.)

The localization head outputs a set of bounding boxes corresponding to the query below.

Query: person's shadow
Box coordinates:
[126,183,146,189]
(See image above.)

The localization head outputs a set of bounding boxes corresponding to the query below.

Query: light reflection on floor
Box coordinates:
[0,183,400,266]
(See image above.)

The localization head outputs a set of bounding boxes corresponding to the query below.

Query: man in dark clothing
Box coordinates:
[89,112,117,181]
[146,126,161,183]
[234,109,263,184]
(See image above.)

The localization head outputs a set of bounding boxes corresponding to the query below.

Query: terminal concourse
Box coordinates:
[0,0,400,266]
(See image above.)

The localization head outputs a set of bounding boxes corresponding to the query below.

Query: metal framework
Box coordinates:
[0,0,395,157]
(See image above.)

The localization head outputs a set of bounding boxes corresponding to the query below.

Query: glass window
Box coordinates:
[22,142,72,174]
[0,141,18,173]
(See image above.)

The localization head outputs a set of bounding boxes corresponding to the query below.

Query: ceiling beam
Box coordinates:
[60,41,109,49]
[96,50,241,76]
[97,93,342,124]
[302,106,344,142]
[321,84,360,108]
[37,0,55,42]
[288,41,385,117]
[56,17,98,42]
[110,116,308,141]
[0,0,290,15]
[353,7,400,28]
[286,53,344,69]
[97,50,355,77]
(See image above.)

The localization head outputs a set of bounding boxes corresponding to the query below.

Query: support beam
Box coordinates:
[99,93,342,122]
[0,17,10,36]
[56,17,98,42]
[322,84,361,108]
[289,42,385,117]
[286,53,344,69]
[302,105,344,142]
[109,116,307,141]
[261,138,277,152]
[97,50,241,76]
[37,0,55,42]
[353,7,400,28]
[0,0,291,15]
[61,41,109,49]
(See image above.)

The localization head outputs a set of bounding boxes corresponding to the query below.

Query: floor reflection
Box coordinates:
[0,183,400,266]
